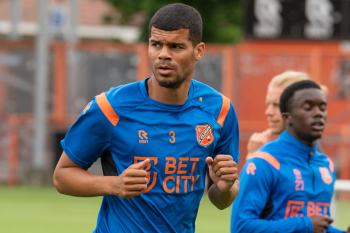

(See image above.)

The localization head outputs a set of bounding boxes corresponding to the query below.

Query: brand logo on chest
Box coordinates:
[139,130,148,143]
[196,124,214,147]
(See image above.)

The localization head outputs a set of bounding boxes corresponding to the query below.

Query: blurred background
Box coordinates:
[0,0,350,232]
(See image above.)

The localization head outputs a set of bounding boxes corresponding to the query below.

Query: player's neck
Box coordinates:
[287,128,317,148]
[147,76,191,105]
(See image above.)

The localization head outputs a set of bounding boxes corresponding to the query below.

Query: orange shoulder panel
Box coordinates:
[217,94,231,128]
[96,92,119,126]
[250,151,280,170]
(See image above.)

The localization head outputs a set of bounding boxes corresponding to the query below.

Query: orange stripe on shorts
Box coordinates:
[96,92,119,126]
[217,94,230,128]
[250,151,280,170]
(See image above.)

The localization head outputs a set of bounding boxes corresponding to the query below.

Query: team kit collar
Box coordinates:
[279,131,318,160]
[139,77,194,111]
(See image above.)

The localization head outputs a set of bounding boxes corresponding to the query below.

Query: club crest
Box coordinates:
[319,167,332,185]
[196,124,214,147]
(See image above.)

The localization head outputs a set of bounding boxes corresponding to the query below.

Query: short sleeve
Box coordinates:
[213,102,240,163]
[61,96,114,167]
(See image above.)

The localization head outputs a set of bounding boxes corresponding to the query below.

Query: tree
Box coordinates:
[103,0,243,44]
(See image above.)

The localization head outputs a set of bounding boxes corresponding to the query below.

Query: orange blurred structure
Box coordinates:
[1,39,350,184]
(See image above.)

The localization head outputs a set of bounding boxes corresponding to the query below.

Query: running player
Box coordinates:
[231,80,350,233]
[246,70,327,160]
[53,3,240,233]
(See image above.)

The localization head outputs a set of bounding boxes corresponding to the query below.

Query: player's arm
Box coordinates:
[325,224,349,233]
[324,158,349,233]
[54,151,116,197]
[231,157,314,233]
[207,100,240,209]
[54,152,149,198]
[53,94,149,199]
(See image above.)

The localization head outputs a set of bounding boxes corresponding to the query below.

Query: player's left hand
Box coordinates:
[206,155,238,192]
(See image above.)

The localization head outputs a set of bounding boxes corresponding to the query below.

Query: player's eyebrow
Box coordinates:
[169,42,186,46]
[150,39,160,44]
[150,40,186,47]
[302,99,327,106]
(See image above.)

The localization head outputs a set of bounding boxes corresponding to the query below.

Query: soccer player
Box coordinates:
[246,71,326,160]
[231,80,350,233]
[53,3,240,233]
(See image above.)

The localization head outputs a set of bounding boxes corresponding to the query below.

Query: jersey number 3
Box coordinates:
[169,131,175,143]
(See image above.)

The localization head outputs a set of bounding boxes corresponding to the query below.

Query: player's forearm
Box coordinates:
[208,180,239,210]
[54,167,115,197]
[326,225,347,233]
[232,216,313,233]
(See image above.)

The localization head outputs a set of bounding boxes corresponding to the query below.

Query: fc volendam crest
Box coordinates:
[196,124,214,147]
[319,167,332,185]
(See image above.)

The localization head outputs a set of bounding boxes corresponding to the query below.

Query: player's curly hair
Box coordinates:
[149,3,202,46]
[279,80,321,113]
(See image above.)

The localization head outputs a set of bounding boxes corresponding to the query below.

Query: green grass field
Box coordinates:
[0,186,348,233]
[0,186,231,233]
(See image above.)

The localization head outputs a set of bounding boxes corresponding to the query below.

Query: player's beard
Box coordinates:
[153,60,194,89]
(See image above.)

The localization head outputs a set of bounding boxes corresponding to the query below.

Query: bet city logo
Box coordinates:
[134,156,201,194]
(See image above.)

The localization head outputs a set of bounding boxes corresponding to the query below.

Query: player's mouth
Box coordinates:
[268,120,280,127]
[311,121,325,131]
[158,65,174,75]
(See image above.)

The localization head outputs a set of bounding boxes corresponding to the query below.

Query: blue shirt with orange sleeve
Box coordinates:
[230,131,344,233]
[61,78,240,233]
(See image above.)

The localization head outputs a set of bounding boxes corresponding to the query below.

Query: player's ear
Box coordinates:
[282,112,292,126]
[194,42,205,61]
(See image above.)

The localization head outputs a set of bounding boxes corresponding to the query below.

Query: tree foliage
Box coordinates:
[104,0,243,44]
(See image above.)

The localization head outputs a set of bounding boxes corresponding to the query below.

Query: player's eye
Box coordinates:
[303,103,312,110]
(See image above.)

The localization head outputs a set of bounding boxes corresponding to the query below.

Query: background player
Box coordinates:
[231,80,350,233]
[246,70,327,160]
[53,3,240,233]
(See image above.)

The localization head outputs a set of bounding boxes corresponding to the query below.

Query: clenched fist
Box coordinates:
[113,159,150,199]
[206,155,238,193]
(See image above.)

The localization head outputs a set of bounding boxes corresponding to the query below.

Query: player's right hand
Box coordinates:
[114,159,150,199]
[310,215,333,233]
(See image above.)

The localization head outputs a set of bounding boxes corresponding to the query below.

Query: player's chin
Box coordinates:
[304,130,323,143]
[158,73,171,78]
[270,125,284,134]
[310,130,323,139]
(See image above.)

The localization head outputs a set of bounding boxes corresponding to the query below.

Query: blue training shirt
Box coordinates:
[62,78,240,233]
[231,131,344,233]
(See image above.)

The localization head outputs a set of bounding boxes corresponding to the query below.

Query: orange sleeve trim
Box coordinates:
[217,94,231,128]
[250,151,280,170]
[96,92,119,126]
